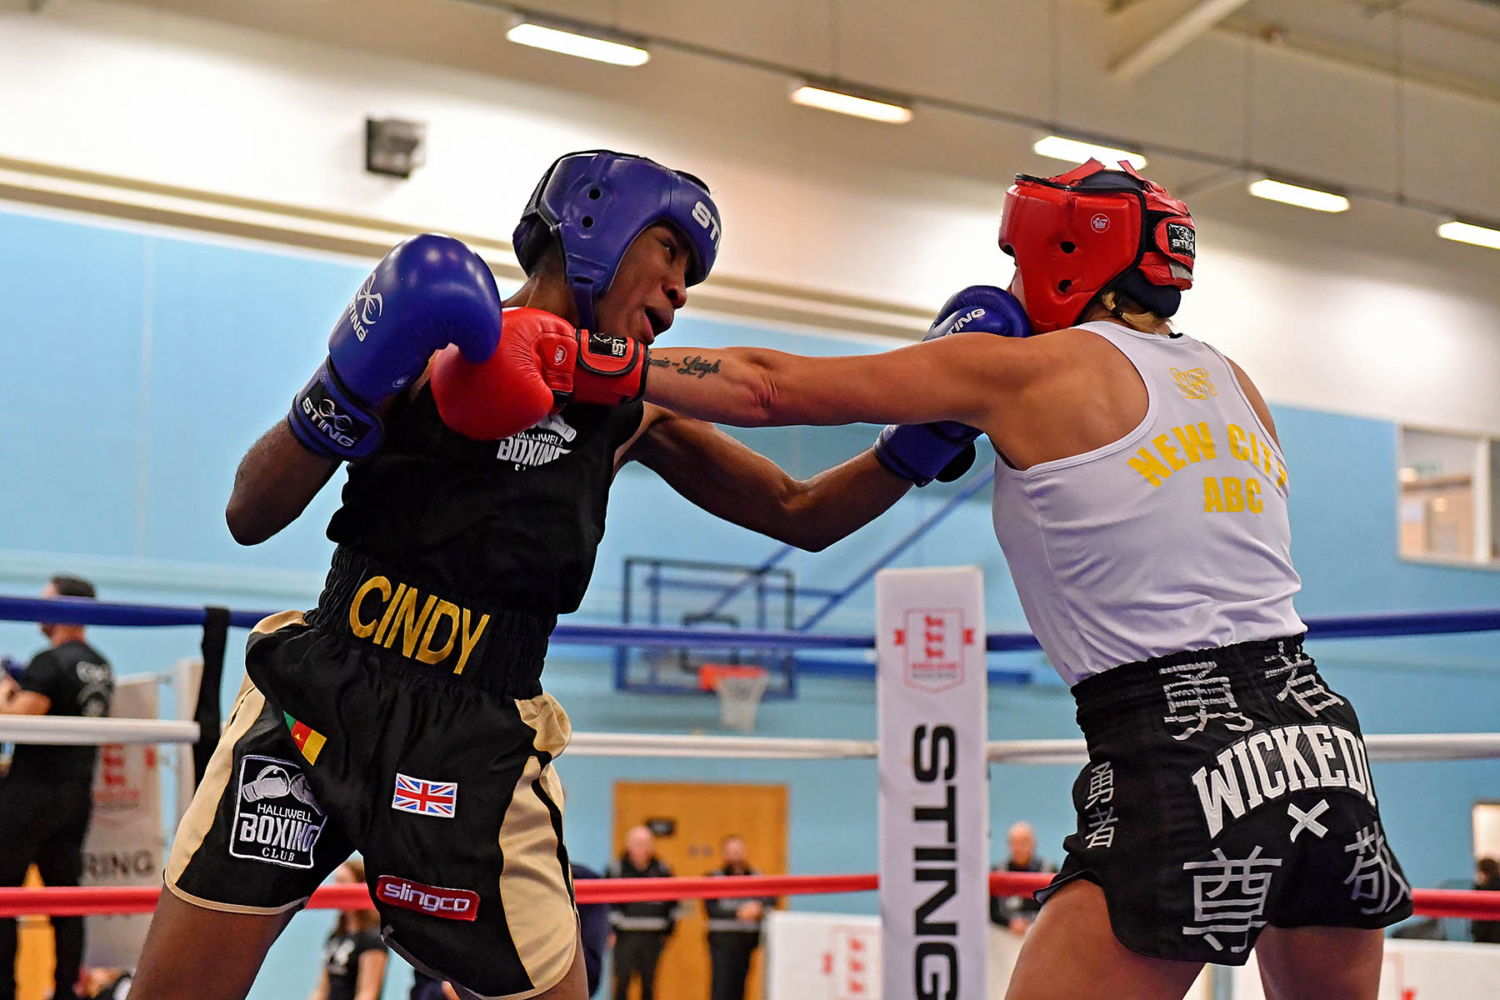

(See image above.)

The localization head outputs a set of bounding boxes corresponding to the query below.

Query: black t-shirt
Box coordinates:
[324,387,645,616]
[10,639,113,783]
[323,927,386,1000]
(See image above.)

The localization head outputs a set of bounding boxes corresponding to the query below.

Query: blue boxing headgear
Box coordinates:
[513,150,722,331]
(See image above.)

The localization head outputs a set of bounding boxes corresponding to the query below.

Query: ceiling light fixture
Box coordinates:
[1247,178,1350,213]
[790,84,912,124]
[1437,220,1500,251]
[1033,136,1147,169]
[505,21,650,66]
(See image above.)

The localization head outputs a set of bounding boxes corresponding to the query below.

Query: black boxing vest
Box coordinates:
[322,386,645,619]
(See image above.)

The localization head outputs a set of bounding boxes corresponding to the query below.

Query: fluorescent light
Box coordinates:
[505,22,649,66]
[1247,178,1349,213]
[790,85,912,124]
[1033,135,1147,169]
[1437,220,1500,251]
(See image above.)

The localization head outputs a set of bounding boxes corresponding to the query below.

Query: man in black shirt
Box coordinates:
[988,822,1056,937]
[130,151,918,1000]
[0,575,114,1000]
[703,835,776,1000]
[607,826,676,1000]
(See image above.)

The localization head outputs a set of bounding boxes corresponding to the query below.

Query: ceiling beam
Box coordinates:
[1110,0,1254,81]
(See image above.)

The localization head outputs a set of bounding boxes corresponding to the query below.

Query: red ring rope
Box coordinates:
[0,873,1493,920]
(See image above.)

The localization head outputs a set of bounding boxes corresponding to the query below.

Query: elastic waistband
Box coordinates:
[306,547,555,698]
[1070,633,1312,733]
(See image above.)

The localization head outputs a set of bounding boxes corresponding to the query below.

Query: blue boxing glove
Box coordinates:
[289,234,503,460]
[873,286,1031,485]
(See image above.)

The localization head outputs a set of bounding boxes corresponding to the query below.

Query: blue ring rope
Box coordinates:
[2,595,1499,648]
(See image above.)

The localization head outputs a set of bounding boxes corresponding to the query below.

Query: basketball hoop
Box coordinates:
[699,664,770,733]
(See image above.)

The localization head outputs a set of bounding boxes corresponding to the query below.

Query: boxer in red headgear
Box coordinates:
[632,160,1409,999]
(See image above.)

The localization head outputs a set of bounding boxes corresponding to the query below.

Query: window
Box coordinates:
[1398,428,1492,564]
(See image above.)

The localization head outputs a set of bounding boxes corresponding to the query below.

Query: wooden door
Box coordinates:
[17,866,51,1000]
[612,782,787,1000]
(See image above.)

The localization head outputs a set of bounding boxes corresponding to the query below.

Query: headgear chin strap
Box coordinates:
[513,150,723,331]
[998,159,1194,333]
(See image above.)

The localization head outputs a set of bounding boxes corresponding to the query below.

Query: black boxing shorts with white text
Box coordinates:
[1036,634,1412,965]
[166,595,578,1000]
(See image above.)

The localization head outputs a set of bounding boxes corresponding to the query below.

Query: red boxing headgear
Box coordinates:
[998,159,1195,333]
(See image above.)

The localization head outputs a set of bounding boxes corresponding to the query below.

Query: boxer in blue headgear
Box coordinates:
[133,147,938,1000]
[513,150,721,334]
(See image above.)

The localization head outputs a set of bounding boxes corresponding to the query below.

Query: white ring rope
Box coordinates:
[0,716,199,745]
[6,718,1499,765]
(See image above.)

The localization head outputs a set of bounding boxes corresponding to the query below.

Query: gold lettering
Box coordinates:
[383,587,425,649]
[1173,422,1217,464]
[1224,476,1245,513]
[1203,477,1224,512]
[398,595,438,658]
[1247,477,1263,513]
[348,576,391,638]
[1227,424,1248,461]
[454,609,491,675]
[1128,448,1174,488]
[373,583,407,644]
[1154,433,1187,471]
[416,601,460,666]
[1276,461,1288,491]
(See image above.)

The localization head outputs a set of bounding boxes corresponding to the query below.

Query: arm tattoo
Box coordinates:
[674,355,722,379]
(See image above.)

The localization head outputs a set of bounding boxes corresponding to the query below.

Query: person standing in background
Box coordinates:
[309,860,387,1000]
[608,826,676,1000]
[990,822,1056,937]
[703,836,776,1000]
[1473,858,1500,944]
[0,575,114,1000]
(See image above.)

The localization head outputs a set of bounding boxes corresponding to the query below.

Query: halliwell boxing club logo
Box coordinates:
[495,412,576,471]
[892,609,974,693]
[231,755,327,869]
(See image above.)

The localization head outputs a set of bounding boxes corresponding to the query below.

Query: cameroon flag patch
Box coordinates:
[283,712,326,765]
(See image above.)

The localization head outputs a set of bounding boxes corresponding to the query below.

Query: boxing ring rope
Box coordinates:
[4,595,1500,648]
[10,718,1500,767]
[2,874,1497,921]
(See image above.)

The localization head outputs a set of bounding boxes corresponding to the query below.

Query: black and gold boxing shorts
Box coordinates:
[1037,634,1412,965]
[166,559,577,999]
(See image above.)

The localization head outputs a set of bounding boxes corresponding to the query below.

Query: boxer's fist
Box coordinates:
[289,234,503,460]
[874,286,1031,485]
[432,309,648,442]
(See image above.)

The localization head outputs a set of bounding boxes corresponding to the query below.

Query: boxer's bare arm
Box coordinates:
[225,421,341,545]
[621,406,910,551]
[644,334,1017,430]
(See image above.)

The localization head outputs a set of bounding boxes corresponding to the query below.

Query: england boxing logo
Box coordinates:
[230,755,327,869]
[495,412,576,471]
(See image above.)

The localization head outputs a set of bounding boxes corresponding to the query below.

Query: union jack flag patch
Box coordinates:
[392,773,457,819]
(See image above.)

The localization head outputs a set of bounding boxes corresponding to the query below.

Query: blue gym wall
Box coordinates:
[2,209,1498,997]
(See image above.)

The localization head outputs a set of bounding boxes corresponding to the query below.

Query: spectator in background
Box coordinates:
[608,826,675,1000]
[989,822,1056,937]
[1473,858,1500,944]
[704,835,776,1000]
[310,860,386,1000]
[0,575,114,1000]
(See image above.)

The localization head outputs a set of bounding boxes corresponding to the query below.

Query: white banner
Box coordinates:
[83,675,163,968]
[877,567,988,1000]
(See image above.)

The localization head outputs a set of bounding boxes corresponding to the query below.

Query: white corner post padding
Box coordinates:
[877,566,989,1000]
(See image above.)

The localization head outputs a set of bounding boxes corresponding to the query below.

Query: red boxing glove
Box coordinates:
[431,307,570,441]
[431,308,650,441]
[571,330,649,405]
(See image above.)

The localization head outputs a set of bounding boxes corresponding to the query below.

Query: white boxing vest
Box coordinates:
[991,321,1305,686]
